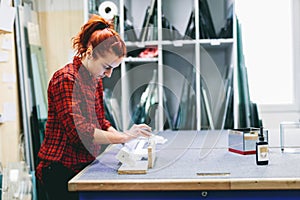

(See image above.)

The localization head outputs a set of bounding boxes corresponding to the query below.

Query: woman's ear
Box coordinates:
[86,47,93,59]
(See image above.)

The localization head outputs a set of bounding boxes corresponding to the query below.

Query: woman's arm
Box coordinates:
[93,124,152,144]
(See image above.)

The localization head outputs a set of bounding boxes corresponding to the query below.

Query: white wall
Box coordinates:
[34,0,83,11]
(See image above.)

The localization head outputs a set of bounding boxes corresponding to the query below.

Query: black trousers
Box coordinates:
[41,162,79,200]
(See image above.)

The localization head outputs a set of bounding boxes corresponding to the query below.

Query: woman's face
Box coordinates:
[87,51,123,79]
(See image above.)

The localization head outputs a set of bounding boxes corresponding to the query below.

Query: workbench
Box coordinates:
[68,130,300,199]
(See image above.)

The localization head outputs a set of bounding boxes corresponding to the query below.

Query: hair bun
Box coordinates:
[95,22,110,30]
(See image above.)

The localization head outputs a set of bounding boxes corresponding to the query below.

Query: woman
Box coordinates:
[36,15,151,200]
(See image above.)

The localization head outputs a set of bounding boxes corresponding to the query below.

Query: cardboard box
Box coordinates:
[228,128,268,155]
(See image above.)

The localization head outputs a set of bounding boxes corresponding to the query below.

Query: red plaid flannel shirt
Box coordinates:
[36,56,111,182]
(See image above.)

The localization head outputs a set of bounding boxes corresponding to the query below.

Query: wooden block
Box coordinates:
[118,160,148,174]
[148,139,156,168]
[117,138,157,174]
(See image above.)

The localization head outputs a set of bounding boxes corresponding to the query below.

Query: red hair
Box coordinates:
[72,14,126,59]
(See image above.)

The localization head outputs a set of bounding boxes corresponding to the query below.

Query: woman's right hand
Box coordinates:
[123,124,152,142]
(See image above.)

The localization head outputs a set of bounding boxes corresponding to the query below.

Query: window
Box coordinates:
[235,0,296,109]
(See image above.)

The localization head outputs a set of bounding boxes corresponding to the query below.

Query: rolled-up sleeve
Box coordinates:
[51,74,95,145]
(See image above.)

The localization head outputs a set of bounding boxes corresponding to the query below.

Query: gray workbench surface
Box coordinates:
[69,130,300,191]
